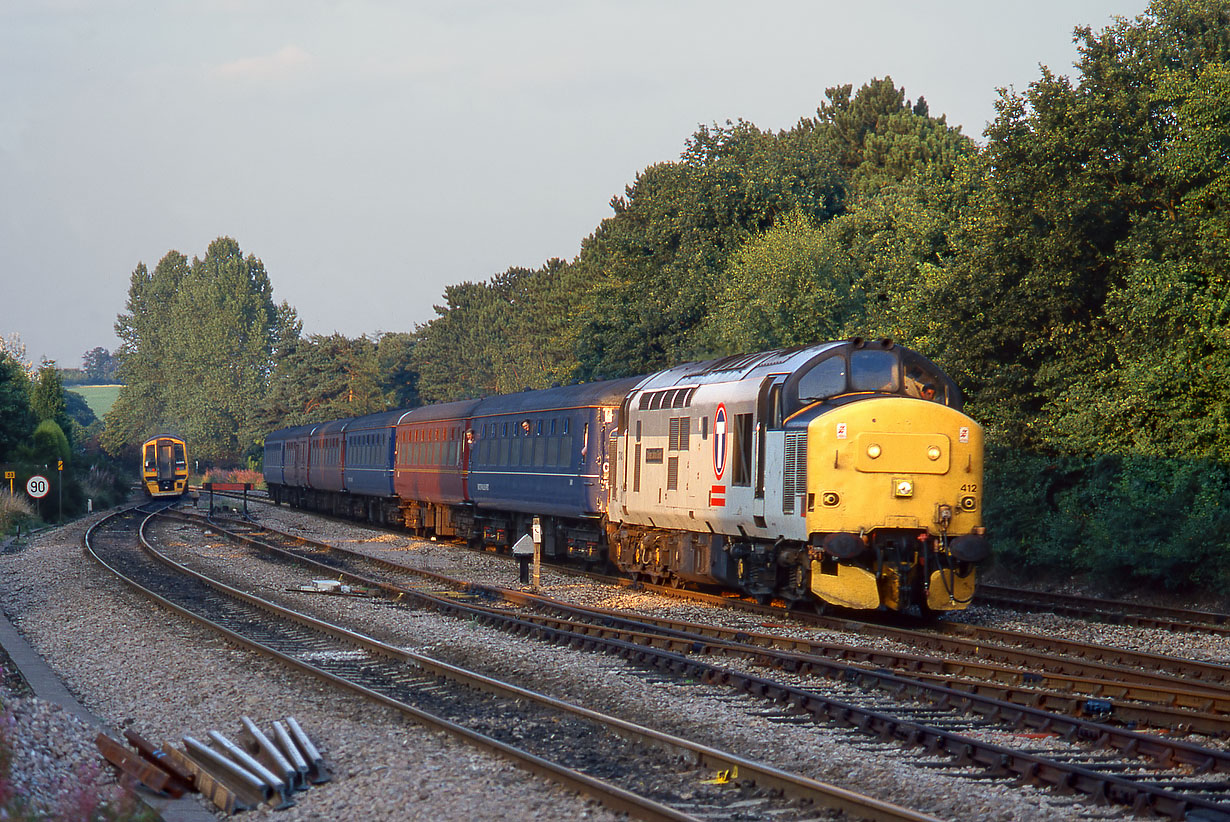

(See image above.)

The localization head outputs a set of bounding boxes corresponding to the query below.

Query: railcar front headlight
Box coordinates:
[866,444,882,459]
[894,479,914,498]
[927,446,942,461]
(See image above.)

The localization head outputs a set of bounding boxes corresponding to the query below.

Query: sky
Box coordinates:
[0,0,1149,370]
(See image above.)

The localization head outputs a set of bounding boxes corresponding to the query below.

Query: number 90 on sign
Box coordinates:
[26,475,50,499]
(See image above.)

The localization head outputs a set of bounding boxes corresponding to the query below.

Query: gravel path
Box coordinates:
[7,502,1216,820]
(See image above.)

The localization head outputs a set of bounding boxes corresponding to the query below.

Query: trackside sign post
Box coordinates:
[27,474,49,522]
[26,475,49,498]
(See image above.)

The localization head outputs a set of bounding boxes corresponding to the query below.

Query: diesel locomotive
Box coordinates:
[264,340,987,613]
[141,433,189,498]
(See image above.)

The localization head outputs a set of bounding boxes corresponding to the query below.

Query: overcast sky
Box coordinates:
[1,0,1147,370]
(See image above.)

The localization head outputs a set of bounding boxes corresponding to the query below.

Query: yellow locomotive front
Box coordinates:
[141,434,188,497]
[789,342,987,613]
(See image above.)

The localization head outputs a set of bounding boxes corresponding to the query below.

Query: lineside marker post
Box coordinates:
[532,516,542,593]
[512,534,533,585]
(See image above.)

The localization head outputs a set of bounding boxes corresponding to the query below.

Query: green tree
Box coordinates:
[30,360,72,446]
[104,238,299,462]
[704,208,857,353]
[29,419,70,468]
[103,253,189,456]
[81,347,118,383]
[376,332,420,409]
[411,260,583,403]
[259,334,386,429]
[0,352,34,461]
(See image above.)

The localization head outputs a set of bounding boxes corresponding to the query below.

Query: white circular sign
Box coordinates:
[26,475,49,499]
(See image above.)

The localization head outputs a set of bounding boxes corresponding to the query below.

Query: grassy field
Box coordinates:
[69,384,122,419]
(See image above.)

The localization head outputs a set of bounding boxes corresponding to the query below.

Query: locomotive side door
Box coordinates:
[753,376,788,521]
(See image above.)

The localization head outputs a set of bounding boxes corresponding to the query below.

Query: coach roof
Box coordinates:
[471,376,643,418]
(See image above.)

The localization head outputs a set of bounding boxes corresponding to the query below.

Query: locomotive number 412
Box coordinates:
[960,484,978,493]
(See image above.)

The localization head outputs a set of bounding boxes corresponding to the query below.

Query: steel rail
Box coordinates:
[87,505,937,822]
[975,583,1230,636]
[585,571,1230,694]
[169,512,1230,819]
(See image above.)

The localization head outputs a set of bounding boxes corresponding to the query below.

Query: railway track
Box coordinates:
[168,506,1230,820]
[86,503,936,822]
[974,584,1230,637]
[202,489,1230,680]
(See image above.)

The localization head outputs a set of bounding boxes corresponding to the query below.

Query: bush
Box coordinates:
[985,447,1230,597]
[0,492,34,535]
[202,468,265,490]
[80,463,128,510]
[28,420,70,468]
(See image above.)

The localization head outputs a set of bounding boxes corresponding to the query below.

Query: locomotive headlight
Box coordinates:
[927,446,942,461]
[867,444,882,459]
[894,479,914,498]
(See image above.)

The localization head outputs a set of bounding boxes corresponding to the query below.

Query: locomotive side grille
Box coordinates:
[783,431,807,514]
[669,418,681,450]
[667,456,679,491]
[634,443,642,492]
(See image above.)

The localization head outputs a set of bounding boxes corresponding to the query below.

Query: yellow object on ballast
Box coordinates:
[701,767,738,785]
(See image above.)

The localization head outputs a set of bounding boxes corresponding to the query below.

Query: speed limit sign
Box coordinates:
[26,475,49,499]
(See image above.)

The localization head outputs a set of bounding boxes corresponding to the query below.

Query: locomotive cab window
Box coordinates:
[797,356,847,401]
[849,349,898,393]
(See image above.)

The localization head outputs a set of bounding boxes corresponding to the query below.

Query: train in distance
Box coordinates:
[141,433,188,498]
[264,339,990,614]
